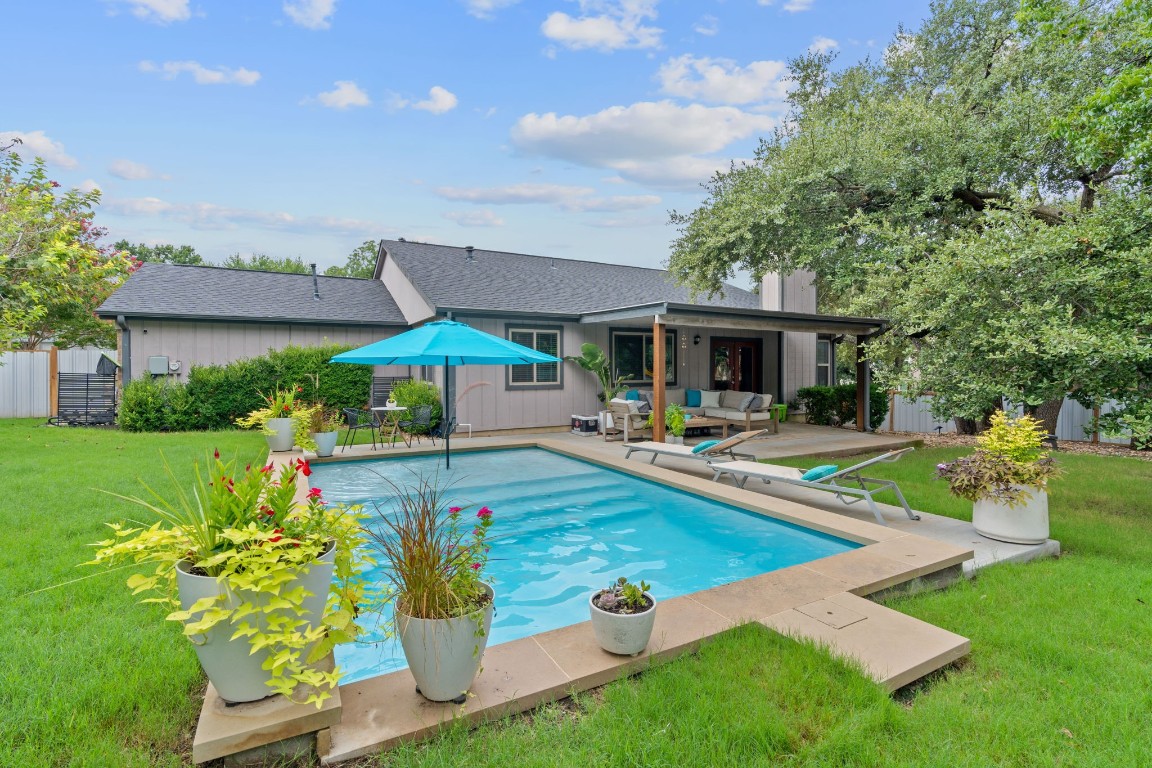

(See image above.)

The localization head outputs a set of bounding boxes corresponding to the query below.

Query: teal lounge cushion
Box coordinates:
[685,389,702,407]
[801,464,839,481]
[625,389,640,401]
[691,439,722,454]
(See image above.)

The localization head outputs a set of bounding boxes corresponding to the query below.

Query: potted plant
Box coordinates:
[589,576,656,656]
[236,384,318,452]
[88,451,370,706]
[308,406,344,458]
[647,403,687,444]
[363,477,496,704]
[565,343,627,433]
[936,410,1060,544]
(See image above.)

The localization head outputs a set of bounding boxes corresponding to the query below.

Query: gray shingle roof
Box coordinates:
[382,240,762,316]
[97,263,406,325]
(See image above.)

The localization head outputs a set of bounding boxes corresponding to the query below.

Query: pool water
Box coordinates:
[309,448,859,683]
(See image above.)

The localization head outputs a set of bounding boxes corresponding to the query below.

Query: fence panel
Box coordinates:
[0,351,50,418]
[888,394,956,434]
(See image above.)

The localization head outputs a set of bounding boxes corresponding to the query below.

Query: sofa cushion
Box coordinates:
[700,390,721,408]
[624,389,640,401]
[685,389,702,407]
[720,390,748,409]
[737,392,759,411]
[704,407,775,421]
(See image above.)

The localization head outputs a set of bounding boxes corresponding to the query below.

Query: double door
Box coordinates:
[710,339,761,392]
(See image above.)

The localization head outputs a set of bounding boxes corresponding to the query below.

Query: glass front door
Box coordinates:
[710,338,761,392]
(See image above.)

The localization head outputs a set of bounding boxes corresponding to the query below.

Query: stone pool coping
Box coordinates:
[192,438,974,763]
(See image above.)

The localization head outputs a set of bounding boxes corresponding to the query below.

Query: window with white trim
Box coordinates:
[816,336,832,386]
[508,327,560,387]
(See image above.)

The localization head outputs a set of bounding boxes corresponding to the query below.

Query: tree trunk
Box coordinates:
[1026,397,1064,438]
[954,417,980,435]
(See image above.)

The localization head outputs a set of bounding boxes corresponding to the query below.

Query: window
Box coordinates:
[507,327,560,387]
[816,336,832,386]
[610,329,676,386]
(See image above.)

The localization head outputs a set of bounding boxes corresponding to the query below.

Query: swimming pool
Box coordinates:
[309,448,860,683]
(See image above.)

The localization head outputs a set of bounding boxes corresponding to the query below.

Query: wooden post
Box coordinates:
[855,335,870,432]
[652,317,666,442]
[48,346,59,418]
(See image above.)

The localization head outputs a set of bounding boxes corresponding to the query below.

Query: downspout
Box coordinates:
[115,315,131,382]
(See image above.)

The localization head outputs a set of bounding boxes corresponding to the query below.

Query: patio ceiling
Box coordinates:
[578,301,888,337]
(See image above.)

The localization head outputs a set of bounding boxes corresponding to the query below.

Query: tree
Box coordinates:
[220,253,312,273]
[113,240,205,265]
[324,240,379,278]
[1,149,133,351]
[667,0,1151,433]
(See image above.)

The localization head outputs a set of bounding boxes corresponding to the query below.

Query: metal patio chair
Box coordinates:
[341,408,379,452]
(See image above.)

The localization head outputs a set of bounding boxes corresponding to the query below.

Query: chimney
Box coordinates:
[465,245,474,262]
[310,263,320,300]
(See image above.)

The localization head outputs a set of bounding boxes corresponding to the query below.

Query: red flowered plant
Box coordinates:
[87,451,371,707]
[364,478,495,621]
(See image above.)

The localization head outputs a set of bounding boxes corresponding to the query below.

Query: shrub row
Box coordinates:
[793,385,889,431]
[118,344,374,432]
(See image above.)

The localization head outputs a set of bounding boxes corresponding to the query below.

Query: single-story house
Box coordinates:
[97,239,887,435]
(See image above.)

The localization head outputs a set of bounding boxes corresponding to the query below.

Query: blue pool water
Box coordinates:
[309,448,859,683]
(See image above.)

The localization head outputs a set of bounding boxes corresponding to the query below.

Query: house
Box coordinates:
[97,240,887,433]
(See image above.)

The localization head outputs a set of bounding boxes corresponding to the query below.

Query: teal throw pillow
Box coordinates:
[685,389,702,407]
[624,389,640,401]
[691,439,722,454]
[801,464,839,481]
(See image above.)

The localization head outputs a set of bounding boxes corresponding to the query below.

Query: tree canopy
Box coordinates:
[1,149,133,351]
[220,253,313,273]
[324,240,379,278]
[113,240,205,266]
[668,0,1151,432]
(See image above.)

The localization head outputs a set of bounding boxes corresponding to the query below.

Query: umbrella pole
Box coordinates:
[444,356,451,469]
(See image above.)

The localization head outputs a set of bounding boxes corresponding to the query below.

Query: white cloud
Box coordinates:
[693,14,718,36]
[542,0,662,52]
[413,86,458,114]
[138,60,261,86]
[111,0,191,24]
[0,130,79,168]
[283,0,337,30]
[757,0,814,11]
[808,35,838,54]
[436,182,660,213]
[512,101,775,167]
[463,0,520,19]
[104,195,381,236]
[78,179,103,194]
[657,55,788,105]
[443,210,505,227]
[108,159,168,181]
[310,80,371,109]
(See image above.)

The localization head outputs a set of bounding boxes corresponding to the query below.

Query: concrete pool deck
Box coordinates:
[192,428,1057,763]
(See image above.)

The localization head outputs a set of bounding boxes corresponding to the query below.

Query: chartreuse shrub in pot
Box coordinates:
[936,410,1060,544]
[236,384,318,452]
[363,477,495,704]
[88,451,371,706]
[589,576,656,656]
[308,406,344,458]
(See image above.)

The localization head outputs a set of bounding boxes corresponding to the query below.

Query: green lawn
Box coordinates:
[3,420,1150,766]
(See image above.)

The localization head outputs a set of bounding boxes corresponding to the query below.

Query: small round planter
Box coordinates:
[664,435,684,445]
[174,543,335,703]
[589,591,656,656]
[972,485,1049,545]
[312,430,339,458]
[397,583,495,703]
[265,417,296,452]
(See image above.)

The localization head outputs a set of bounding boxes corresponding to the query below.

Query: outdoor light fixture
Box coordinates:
[693,334,701,345]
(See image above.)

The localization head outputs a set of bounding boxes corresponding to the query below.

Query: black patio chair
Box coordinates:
[397,404,435,447]
[341,408,379,452]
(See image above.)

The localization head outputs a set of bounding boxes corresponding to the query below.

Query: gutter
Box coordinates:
[115,315,131,382]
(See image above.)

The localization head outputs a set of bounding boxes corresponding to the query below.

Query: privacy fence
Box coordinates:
[0,348,116,419]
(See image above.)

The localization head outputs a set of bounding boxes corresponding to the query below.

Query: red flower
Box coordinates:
[213,448,220,459]
[476,506,493,519]
[307,487,323,499]
[269,527,284,543]
[470,562,481,571]
[260,505,275,517]
[260,463,274,474]
[295,458,312,477]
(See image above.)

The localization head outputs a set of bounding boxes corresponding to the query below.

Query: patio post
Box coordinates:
[855,335,871,432]
[652,316,666,442]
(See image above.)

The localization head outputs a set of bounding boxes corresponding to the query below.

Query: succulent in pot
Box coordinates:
[589,576,656,656]
[87,451,371,706]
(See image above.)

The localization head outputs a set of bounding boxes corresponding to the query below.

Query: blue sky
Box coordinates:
[4,0,931,280]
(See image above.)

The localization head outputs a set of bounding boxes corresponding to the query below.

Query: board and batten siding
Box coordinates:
[763,270,819,406]
[121,320,400,381]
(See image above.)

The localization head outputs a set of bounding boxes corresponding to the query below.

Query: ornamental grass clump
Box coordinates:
[87,451,371,706]
[936,411,1060,506]
[363,476,494,621]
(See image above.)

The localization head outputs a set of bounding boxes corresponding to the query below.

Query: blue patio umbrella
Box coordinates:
[330,320,561,466]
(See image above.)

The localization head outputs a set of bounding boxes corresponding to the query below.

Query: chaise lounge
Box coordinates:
[624,429,769,465]
[708,448,921,526]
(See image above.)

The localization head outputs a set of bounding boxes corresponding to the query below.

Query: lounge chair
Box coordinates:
[708,448,921,526]
[604,401,653,442]
[624,429,769,465]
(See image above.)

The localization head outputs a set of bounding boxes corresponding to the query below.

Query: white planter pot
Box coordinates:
[397,583,495,703]
[664,435,683,445]
[174,543,335,703]
[312,430,338,458]
[589,591,657,656]
[972,486,1049,545]
[265,417,296,452]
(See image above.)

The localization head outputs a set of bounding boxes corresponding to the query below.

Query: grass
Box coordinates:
[3,420,1150,766]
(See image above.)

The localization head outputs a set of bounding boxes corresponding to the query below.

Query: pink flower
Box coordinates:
[476,506,493,519]
[260,463,274,474]
[470,562,481,571]
[307,487,323,499]
[449,506,462,516]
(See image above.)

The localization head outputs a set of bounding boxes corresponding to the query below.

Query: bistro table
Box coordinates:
[371,405,409,448]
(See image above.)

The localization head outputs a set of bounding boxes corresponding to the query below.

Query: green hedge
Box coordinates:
[118,343,374,432]
[793,385,889,431]
[390,379,442,433]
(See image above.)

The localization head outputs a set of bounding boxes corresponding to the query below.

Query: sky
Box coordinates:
[4,0,932,282]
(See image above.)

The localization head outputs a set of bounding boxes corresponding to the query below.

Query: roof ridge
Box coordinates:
[138,262,375,281]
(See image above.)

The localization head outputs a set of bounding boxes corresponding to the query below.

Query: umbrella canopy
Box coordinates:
[330,320,561,466]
